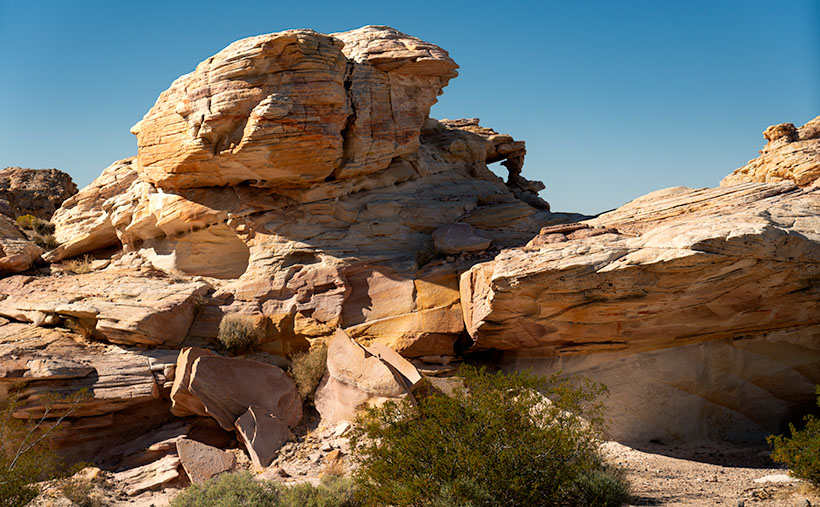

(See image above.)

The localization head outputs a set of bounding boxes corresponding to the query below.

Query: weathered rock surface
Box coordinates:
[722,116,820,187]
[0,214,42,274]
[44,26,571,356]
[432,222,492,254]
[461,181,820,441]
[132,26,457,190]
[0,167,77,220]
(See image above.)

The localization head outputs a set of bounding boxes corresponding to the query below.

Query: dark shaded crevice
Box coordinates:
[325,60,357,182]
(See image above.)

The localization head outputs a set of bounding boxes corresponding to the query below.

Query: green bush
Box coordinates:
[217,314,261,352]
[170,471,279,507]
[350,365,629,506]
[170,471,360,507]
[277,475,359,506]
[290,342,328,401]
[768,386,820,488]
[0,389,88,507]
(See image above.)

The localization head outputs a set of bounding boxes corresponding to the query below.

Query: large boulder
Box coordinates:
[315,329,422,424]
[0,214,42,275]
[45,26,574,357]
[170,349,302,430]
[132,26,457,190]
[460,181,820,442]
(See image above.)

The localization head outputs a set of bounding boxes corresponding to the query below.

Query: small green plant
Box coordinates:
[169,471,360,507]
[63,254,94,275]
[0,388,89,507]
[217,314,261,352]
[290,342,328,402]
[768,386,820,488]
[350,365,630,506]
[59,475,103,507]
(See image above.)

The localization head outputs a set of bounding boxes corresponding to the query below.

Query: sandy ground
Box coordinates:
[604,441,819,506]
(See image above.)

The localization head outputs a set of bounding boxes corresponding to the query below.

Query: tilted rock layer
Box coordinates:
[461,181,820,441]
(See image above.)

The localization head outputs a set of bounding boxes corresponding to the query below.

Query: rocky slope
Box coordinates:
[1,24,818,499]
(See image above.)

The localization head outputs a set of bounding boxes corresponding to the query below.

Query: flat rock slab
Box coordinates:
[0,269,210,346]
[113,453,181,496]
[176,437,235,484]
[432,222,491,254]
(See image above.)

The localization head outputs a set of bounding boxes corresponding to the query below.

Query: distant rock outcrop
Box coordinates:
[0,167,77,220]
[721,116,820,187]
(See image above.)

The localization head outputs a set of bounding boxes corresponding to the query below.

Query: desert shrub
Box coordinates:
[278,475,359,506]
[350,365,629,506]
[170,471,279,507]
[0,389,88,507]
[31,232,59,250]
[170,471,360,507]
[16,215,55,235]
[63,255,94,275]
[290,342,328,401]
[768,386,820,488]
[59,476,103,507]
[217,314,261,352]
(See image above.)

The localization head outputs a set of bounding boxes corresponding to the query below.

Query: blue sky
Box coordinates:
[1,1,817,214]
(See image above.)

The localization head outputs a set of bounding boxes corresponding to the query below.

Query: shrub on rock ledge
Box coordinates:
[768,386,820,488]
[217,314,261,352]
[350,365,630,506]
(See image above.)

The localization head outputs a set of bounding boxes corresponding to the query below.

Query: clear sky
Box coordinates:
[1,1,817,214]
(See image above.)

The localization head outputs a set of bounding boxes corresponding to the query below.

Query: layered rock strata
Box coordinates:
[460,181,820,441]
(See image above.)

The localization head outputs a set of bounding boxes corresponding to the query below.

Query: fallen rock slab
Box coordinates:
[113,453,181,496]
[176,437,236,484]
[235,405,291,470]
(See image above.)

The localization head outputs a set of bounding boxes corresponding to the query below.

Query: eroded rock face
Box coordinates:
[460,181,820,441]
[132,26,457,190]
[721,116,820,187]
[0,167,77,220]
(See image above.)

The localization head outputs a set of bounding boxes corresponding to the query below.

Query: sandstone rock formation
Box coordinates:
[39,26,574,361]
[721,116,820,187]
[0,167,77,220]
[460,181,820,442]
[3,24,818,494]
